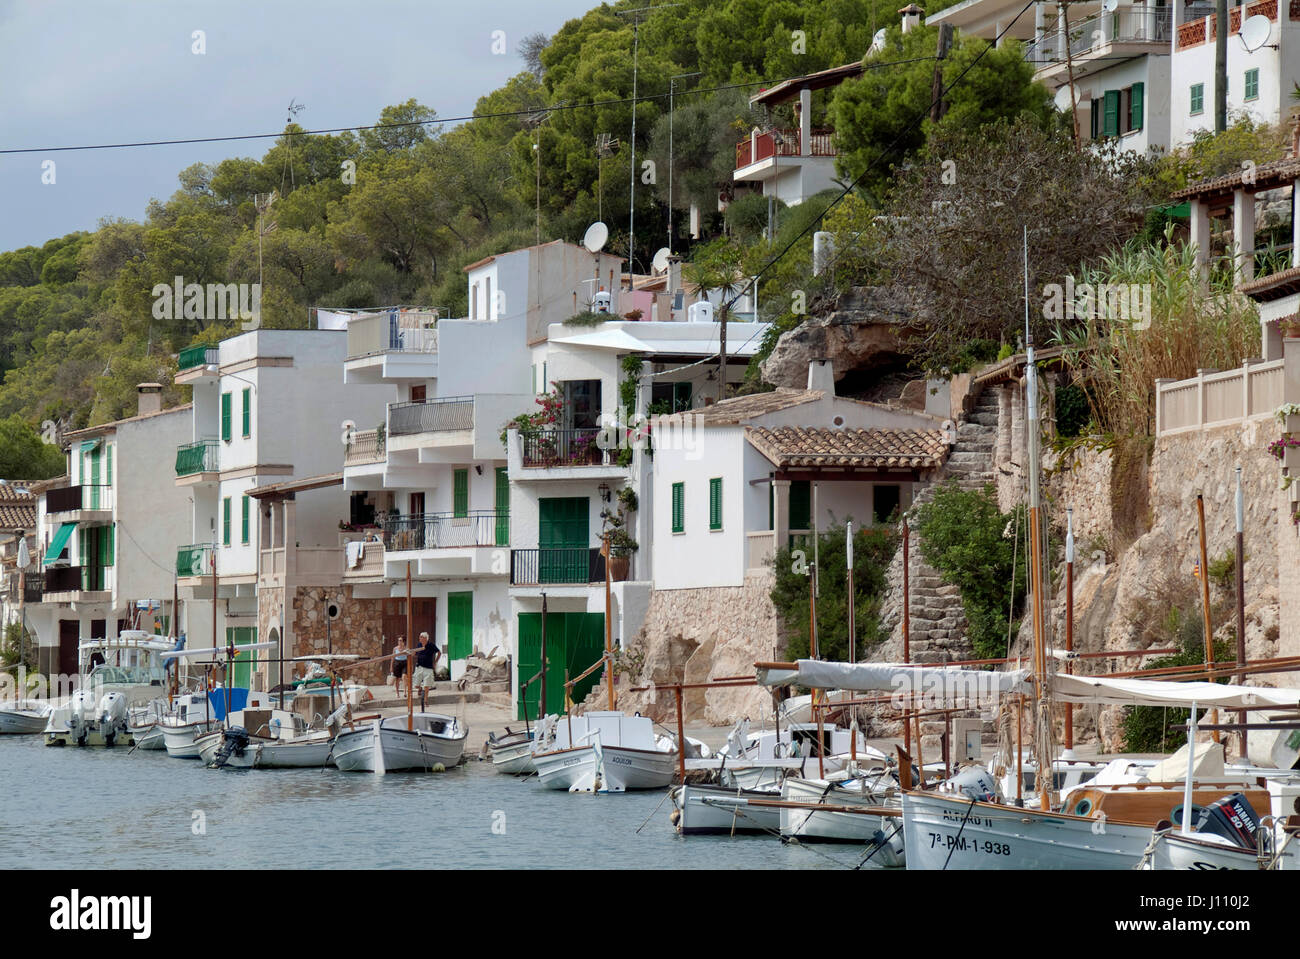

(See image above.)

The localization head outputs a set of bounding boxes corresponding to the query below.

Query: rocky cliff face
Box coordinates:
[761,287,918,390]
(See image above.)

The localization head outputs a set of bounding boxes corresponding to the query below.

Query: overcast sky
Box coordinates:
[0,0,598,252]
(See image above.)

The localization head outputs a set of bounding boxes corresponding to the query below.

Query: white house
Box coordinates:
[650,361,952,591]
[25,386,192,679]
[173,329,390,685]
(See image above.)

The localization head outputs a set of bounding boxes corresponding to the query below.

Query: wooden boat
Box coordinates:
[777,773,905,865]
[670,782,781,835]
[488,728,536,775]
[532,711,677,792]
[332,712,467,773]
[194,704,341,768]
[0,700,51,735]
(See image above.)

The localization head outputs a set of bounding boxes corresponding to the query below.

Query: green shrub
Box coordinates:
[1054,383,1091,438]
[912,482,1027,659]
[771,523,898,662]
[1121,626,1235,753]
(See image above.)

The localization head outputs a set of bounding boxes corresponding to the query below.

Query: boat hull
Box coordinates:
[212,736,335,769]
[333,718,467,772]
[672,783,780,835]
[45,722,132,748]
[533,745,599,791]
[779,778,905,865]
[490,739,536,775]
[601,744,675,791]
[163,722,217,759]
[0,710,50,735]
[1142,829,1298,870]
[128,724,166,750]
[902,791,1152,870]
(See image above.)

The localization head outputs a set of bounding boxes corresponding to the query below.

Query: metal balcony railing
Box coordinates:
[520,428,603,468]
[47,484,114,513]
[43,565,112,593]
[735,128,836,169]
[175,439,219,476]
[510,547,605,585]
[177,543,215,577]
[383,510,509,551]
[178,345,219,371]
[346,310,440,359]
[1024,5,1171,62]
[388,396,474,436]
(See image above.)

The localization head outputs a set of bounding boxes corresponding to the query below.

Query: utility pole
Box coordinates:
[929,24,954,123]
[1215,0,1228,132]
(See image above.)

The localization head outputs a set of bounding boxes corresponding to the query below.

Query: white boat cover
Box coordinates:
[1049,673,1300,709]
[756,660,1032,696]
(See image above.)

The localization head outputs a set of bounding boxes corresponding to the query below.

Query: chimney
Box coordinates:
[899,3,923,33]
[807,359,836,394]
[137,382,163,416]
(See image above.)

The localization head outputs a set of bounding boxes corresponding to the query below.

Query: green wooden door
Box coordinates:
[89,447,101,509]
[447,591,473,660]
[515,611,605,719]
[226,626,258,688]
[539,496,588,583]
[494,467,510,546]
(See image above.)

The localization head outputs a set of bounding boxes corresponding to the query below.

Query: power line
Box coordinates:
[0,61,937,157]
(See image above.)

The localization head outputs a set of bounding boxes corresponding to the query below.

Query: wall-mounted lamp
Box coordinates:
[475,464,483,475]
[598,482,612,503]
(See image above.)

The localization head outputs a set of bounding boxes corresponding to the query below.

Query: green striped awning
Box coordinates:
[79,438,102,452]
[44,522,77,565]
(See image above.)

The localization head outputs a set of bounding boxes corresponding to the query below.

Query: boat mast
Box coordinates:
[539,592,548,721]
[1195,494,1219,743]
[1234,466,1247,758]
[604,531,615,711]
[1064,508,1074,752]
[406,560,413,731]
[1023,226,1054,811]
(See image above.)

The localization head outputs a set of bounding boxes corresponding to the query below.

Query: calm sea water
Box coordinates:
[0,736,866,870]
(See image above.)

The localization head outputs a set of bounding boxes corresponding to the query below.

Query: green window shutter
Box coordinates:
[1245,69,1259,101]
[709,477,722,530]
[78,528,86,568]
[673,381,692,412]
[1103,90,1120,137]
[1190,83,1203,115]
[221,392,232,442]
[1129,82,1143,131]
[223,497,231,546]
[241,495,250,544]
[453,468,469,517]
[494,467,510,546]
[789,480,811,530]
[105,443,112,486]
[671,482,684,533]
[100,525,114,567]
[1090,98,1100,140]
[241,388,251,437]
[447,591,473,659]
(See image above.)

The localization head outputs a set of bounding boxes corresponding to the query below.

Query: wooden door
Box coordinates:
[539,497,589,583]
[446,592,472,660]
[410,385,427,403]
[58,620,79,679]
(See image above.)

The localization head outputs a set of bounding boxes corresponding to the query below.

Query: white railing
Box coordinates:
[746,531,775,570]
[1024,5,1171,63]
[1155,359,1284,435]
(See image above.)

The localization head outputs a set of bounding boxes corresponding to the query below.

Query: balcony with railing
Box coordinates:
[1177,0,1278,49]
[178,345,220,372]
[510,547,608,586]
[383,510,509,552]
[46,484,114,518]
[1024,5,1172,66]
[346,310,440,359]
[735,128,836,170]
[42,564,113,598]
[175,439,219,480]
[388,396,474,437]
[8,570,44,604]
[344,428,386,467]
[176,543,215,578]
[520,429,603,468]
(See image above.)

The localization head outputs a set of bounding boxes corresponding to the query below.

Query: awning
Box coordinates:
[79,439,102,452]
[1049,673,1300,710]
[756,659,1032,697]
[43,522,76,565]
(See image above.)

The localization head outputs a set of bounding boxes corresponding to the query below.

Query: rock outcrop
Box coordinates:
[761,287,918,389]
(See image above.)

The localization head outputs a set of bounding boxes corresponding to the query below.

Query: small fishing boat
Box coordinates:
[0,699,51,735]
[670,782,782,835]
[201,708,339,769]
[488,727,536,775]
[332,712,468,773]
[777,773,907,865]
[532,711,677,792]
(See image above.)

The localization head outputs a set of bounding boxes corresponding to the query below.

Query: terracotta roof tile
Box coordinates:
[746,425,950,470]
[1171,157,1300,201]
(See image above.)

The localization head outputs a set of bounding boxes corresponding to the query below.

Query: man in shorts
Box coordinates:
[413,631,440,711]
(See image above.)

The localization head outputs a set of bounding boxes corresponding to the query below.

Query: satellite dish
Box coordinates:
[583,221,609,253]
[651,247,671,274]
[870,28,887,52]
[1101,0,1118,12]
[1240,14,1271,52]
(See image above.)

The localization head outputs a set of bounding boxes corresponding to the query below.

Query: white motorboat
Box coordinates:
[670,782,782,835]
[532,711,677,792]
[204,725,336,769]
[1138,780,1300,870]
[488,728,536,775]
[45,689,131,747]
[332,712,468,773]
[715,719,878,791]
[0,700,51,734]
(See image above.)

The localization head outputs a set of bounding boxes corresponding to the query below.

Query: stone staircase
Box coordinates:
[943,387,998,491]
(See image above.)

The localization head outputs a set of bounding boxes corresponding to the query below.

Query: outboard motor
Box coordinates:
[210,726,250,768]
[943,766,1000,803]
[99,692,128,746]
[1197,793,1261,850]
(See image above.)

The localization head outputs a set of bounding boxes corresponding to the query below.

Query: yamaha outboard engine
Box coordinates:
[210,726,250,768]
[1197,792,1260,850]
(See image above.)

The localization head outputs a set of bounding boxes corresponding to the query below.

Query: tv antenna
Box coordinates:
[281,98,307,193]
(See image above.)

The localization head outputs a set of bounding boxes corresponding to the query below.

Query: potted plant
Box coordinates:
[601,500,638,582]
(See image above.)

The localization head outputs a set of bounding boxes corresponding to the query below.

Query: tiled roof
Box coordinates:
[746,425,950,470]
[665,388,824,425]
[63,403,192,440]
[0,482,36,529]
[1171,157,1300,201]
[1238,266,1300,301]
